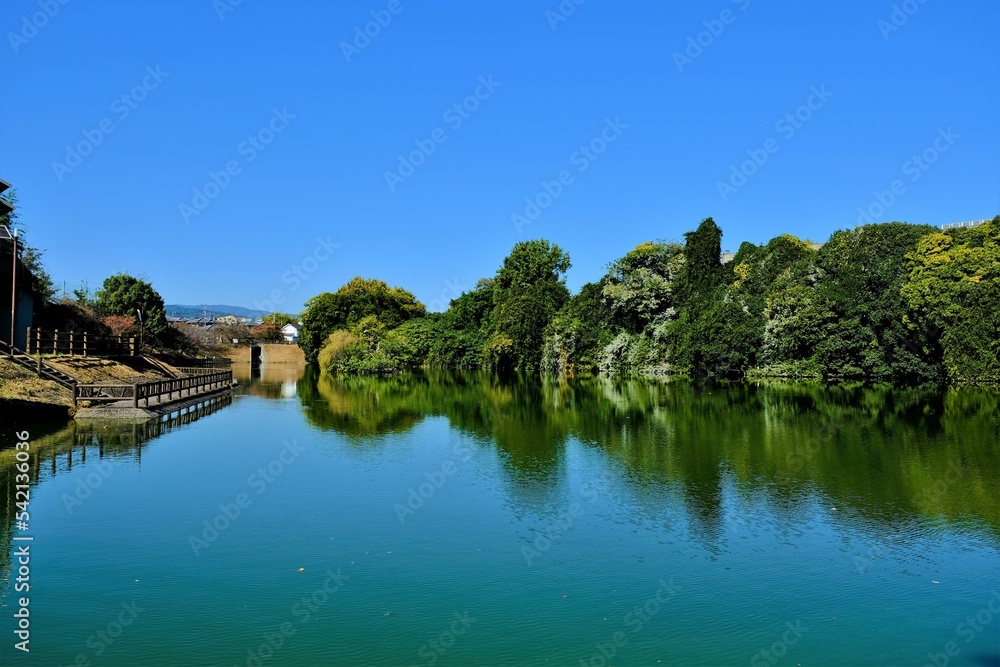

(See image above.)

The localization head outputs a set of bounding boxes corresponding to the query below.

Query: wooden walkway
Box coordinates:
[74,370,233,409]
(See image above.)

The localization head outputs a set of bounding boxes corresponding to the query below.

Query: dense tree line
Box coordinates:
[300,216,1000,384]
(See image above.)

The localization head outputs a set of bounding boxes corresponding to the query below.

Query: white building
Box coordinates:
[281,323,300,344]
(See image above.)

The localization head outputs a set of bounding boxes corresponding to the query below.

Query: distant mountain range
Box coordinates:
[166,304,271,319]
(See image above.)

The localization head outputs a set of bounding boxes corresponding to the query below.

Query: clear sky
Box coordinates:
[1,0,997,313]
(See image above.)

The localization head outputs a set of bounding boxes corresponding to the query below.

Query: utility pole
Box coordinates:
[1,180,16,357]
[8,228,16,357]
[137,308,144,351]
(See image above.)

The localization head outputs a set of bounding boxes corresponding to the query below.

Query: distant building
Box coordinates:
[281,323,300,344]
[216,315,239,325]
[941,218,990,231]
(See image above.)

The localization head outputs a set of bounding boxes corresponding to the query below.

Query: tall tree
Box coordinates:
[901,218,1000,381]
[94,274,168,334]
[602,241,684,334]
[300,277,425,363]
[677,217,723,306]
[486,240,571,371]
[813,221,940,381]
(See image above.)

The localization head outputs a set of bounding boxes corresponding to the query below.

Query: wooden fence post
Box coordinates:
[36,328,41,356]
[69,331,75,356]
[83,332,88,357]
[25,327,31,354]
[53,329,59,355]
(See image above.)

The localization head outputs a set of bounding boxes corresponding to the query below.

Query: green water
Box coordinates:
[2,368,999,666]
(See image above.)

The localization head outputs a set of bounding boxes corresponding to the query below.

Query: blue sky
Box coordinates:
[1,0,997,313]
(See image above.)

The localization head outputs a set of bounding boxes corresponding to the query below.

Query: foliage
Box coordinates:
[102,315,138,337]
[251,322,285,343]
[0,189,56,301]
[300,217,999,385]
[486,239,571,371]
[427,280,492,368]
[94,274,168,335]
[810,222,941,382]
[543,281,613,374]
[901,217,1000,381]
[72,281,91,306]
[676,217,723,306]
[263,312,297,327]
[318,316,440,375]
[299,277,426,363]
[317,330,359,372]
[602,241,683,334]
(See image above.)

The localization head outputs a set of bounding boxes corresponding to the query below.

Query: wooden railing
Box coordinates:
[26,327,136,357]
[74,370,232,408]
[174,367,225,376]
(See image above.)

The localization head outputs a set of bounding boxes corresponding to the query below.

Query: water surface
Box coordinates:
[2,368,998,666]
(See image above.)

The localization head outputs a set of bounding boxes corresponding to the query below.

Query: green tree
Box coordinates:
[263,312,297,327]
[543,281,613,374]
[0,189,56,302]
[602,241,684,334]
[300,277,426,363]
[812,221,940,382]
[427,280,493,368]
[901,218,1000,381]
[676,217,723,307]
[94,274,168,335]
[486,240,571,371]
